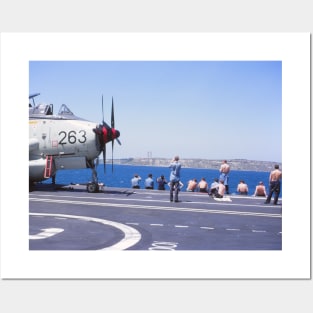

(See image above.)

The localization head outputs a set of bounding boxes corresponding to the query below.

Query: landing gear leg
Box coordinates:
[86,159,99,193]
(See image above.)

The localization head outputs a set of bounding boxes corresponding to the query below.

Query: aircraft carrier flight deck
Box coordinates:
[29,184,282,251]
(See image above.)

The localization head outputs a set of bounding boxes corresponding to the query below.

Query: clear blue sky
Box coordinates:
[29,61,282,162]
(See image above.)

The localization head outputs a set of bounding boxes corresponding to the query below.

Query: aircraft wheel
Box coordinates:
[87,183,99,193]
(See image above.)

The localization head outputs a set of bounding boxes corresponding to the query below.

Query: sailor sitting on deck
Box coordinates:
[198,177,208,193]
[144,173,154,189]
[131,174,141,189]
[253,181,267,197]
[214,179,225,198]
[237,180,249,195]
[208,178,219,197]
[186,178,197,192]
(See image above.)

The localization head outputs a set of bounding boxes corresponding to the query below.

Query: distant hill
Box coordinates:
[109,158,281,172]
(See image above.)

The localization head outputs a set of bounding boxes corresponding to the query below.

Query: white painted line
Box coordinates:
[31,193,281,209]
[214,197,232,202]
[150,224,164,226]
[252,230,267,233]
[200,227,215,230]
[175,225,189,228]
[226,228,240,231]
[29,213,141,250]
[30,197,282,218]
[29,228,64,240]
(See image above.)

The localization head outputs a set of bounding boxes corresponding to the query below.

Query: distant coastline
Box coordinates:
[106,158,281,172]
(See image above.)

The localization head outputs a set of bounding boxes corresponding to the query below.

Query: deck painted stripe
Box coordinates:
[32,193,281,209]
[29,228,64,240]
[30,197,282,218]
[29,213,141,250]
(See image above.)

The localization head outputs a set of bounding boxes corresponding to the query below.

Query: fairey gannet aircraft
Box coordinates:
[29,93,121,192]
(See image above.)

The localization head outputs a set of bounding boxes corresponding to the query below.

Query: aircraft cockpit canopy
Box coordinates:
[29,103,53,115]
[29,94,85,120]
[58,104,74,116]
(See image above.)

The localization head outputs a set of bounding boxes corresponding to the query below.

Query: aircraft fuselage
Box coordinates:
[29,118,100,182]
[28,96,121,189]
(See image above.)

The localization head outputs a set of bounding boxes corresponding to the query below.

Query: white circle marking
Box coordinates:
[29,213,141,250]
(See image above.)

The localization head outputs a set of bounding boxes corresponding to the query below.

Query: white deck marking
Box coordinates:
[30,197,281,218]
[32,193,281,209]
[214,197,232,202]
[29,213,141,250]
[29,228,64,240]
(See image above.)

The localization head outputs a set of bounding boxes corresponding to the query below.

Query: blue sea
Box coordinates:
[42,164,282,197]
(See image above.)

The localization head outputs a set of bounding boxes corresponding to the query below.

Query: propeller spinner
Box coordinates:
[93,96,121,173]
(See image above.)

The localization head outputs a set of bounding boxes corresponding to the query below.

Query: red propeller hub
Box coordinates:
[93,124,120,148]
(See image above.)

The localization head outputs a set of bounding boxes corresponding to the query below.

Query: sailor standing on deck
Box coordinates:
[169,156,182,202]
[264,164,282,205]
[219,160,230,194]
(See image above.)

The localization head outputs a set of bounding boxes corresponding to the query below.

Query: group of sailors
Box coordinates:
[131,159,282,204]
[130,173,169,190]
[131,173,267,197]
[185,177,268,198]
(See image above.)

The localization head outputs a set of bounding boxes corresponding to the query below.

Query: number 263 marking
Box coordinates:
[58,130,87,144]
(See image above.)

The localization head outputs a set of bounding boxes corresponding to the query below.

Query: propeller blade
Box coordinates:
[111,96,116,172]
[112,134,114,172]
[103,144,106,174]
[102,94,104,124]
[111,97,115,129]
[111,153,114,172]
[95,95,121,173]
[111,97,115,153]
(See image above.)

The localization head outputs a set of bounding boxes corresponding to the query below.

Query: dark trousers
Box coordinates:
[265,181,281,204]
[225,185,229,194]
[170,181,179,201]
[208,188,218,197]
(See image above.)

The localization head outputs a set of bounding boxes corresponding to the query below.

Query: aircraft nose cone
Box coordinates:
[115,130,120,138]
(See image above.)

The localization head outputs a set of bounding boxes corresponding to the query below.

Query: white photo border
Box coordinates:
[0,33,310,279]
